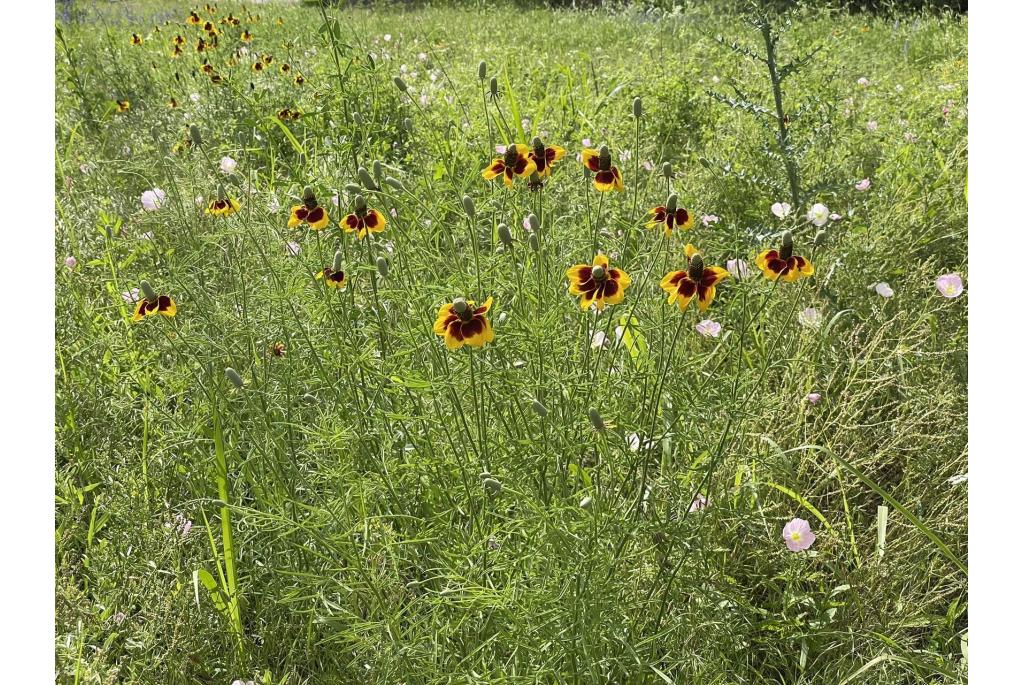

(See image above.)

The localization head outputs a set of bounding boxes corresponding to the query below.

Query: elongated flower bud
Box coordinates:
[528,234,539,252]
[302,185,317,208]
[393,76,408,92]
[225,367,244,388]
[489,76,498,98]
[332,250,344,272]
[527,213,539,232]
[452,297,469,315]
[353,111,363,125]
[462,195,475,218]
[301,393,317,404]
[357,166,377,191]
[531,398,548,417]
[372,160,383,182]
[662,162,672,178]
[632,96,643,118]
[483,477,502,495]
[376,256,389,277]
[345,183,361,194]
[666,193,678,213]
[497,223,513,247]
[781,230,794,260]
[598,145,611,171]
[588,407,605,432]
[385,176,404,191]
[188,124,203,147]
[140,280,158,302]
[478,60,487,80]
[688,254,704,281]
[354,194,367,212]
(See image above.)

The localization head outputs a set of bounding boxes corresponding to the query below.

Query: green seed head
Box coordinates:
[393,76,408,92]
[662,162,672,178]
[344,183,361,195]
[632,96,643,118]
[462,195,475,218]
[225,367,244,389]
[358,166,377,191]
[781,230,794,260]
[527,213,539,232]
[302,185,317,208]
[385,176,404,191]
[452,297,469,315]
[497,223,513,247]
[332,250,344,272]
[591,265,606,281]
[489,76,498,98]
[188,124,203,147]
[688,254,704,281]
[372,160,383,181]
[666,193,678,213]
[598,145,611,171]
[477,60,487,80]
[588,407,605,432]
[140,280,158,302]
[354,194,367,212]
[528,234,540,252]
[376,256,389,278]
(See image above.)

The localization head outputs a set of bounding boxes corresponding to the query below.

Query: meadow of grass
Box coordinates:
[54,1,967,682]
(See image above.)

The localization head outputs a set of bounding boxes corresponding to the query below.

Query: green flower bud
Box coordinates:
[497,223,513,247]
[632,96,643,119]
[188,124,203,147]
[302,185,317,208]
[814,229,828,247]
[452,297,469,315]
[385,176,404,191]
[357,166,377,191]
[332,250,344,272]
[301,393,318,405]
[588,407,605,432]
[478,60,487,80]
[353,111,363,125]
[531,398,548,417]
[354,194,367,211]
[462,195,475,218]
[140,280,158,302]
[666,193,678,213]
[376,256,389,278]
[225,367,244,388]
[393,76,408,92]
[598,145,611,171]
[662,162,672,178]
[402,117,413,132]
[527,213,539,232]
[528,234,539,252]
[489,76,498,98]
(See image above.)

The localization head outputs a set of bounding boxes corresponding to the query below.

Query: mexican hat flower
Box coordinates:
[647,193,695,237]
[581,145,624,192]
[131,281,177,322]
[659,245,729,311]
[186,11,202,25]
[130,33,144,46]
[433,297,495,350]
[287,187,329,230]
[755,231,815,282]
[116,100,131,113]
[341,195,386,239]
[317,252,347,289]
[566,254,632,310]
[206,196,241,217]
[482,144,537,188]
[528,137,566,178]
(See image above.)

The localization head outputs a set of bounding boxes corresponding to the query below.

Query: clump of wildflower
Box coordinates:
[219,156,237,174]
[432,297,495,350]
[855,178,871,192]
[64,256,77,270]
[581,145,624,192]
[797,307,823,329]
[783,518,816,552]
[806,392,822,405]
[771,202,792,219]
[288,187,329,230]
[874,282,894,298]
[205,196,241,217]
[755,231,814,282]
[566,254,632,310]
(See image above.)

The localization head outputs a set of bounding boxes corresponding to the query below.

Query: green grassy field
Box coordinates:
[55,2,967,683]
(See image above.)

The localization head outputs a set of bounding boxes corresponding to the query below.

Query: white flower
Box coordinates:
[418,52,428,61]
[771,202,792,219]
[219,156,237,174]
[874,282,894,298]
[189,93,200,102]
[866,120,878,131]
[140,188,167,211]
[268,195,281,212]
[383,33,392,42]
[797,307,823,329]
[726,258,750,280]
[695,320,722,338]
[857,77,870,86]
[591,331,608,349]
[285,241,301,256]
[807,203,830,227]
[855,178,871,192]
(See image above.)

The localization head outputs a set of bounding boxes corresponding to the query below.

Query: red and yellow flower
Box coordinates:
[433,297,495,350]
[481,144,537,188]
[566,254,632,310]
[528,138,566,178]
[288,188,329,230]
[115,100,130,113]
[581,145,624,192]
[647,194,695,237]
[132,282,177,322]
[130,33,143,45]
[186,11,202,25]
[316,266,347,289]
[659,245,729,312]
[206,197,240,217]
[754,231,815,282]
[341,197,386,239]
[241,30,253,42]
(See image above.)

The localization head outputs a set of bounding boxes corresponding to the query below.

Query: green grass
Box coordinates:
[55,2,967,683]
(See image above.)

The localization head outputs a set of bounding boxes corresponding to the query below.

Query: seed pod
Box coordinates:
[527,213,539,232]
[531,398,548,417]
[376,256,389,277]
[489,76,498,98]
[357,166,377,191]
[588,407,605,432]
[580,496,593,510]
[497,223,513,247]
[352,111,363,125]
[188,124,203,147]
[332,250,344,272]
[662,162,673,178]
[393,76,408,92]
[666,193,678,213]
[462,195,475,218]
[632,96,643,118]
[528,234,540,252]
[225,367,244,388]
[302,185,317,207]
[140,280,158,302]
[452,297,469,314]
[477,60,487,80]
[354,194,367,212]
[814,229,828,247]
[598,145,611,170]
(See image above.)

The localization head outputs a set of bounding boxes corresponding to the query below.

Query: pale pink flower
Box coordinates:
[141,231,154,241]
[855,178,871,192]
[219,156,237,174]
[189,93,200,102]
[771,202,792,219]
[591,331,609,349]
[935,273,963,298]
[582,138,592,147]
[495,144,507,154]
[140,188,167,211]
[331,194,340,207]
[689,493,709,512]
[64,256,77,270]
[702,214,720,227]
[806,392,822,405]
[798,307,823,329]
[122,288,140,302]
[783,518,816,551]
[619,149,632,162]
[866,120,878,131]
[726,258,750,279]
[829,213,842,221]
[642,160,654,172]
[874,282,894,298]
[857,77,870,87]
[695,320,722,338]
[112,612,127,625]
[285,241,301,256]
